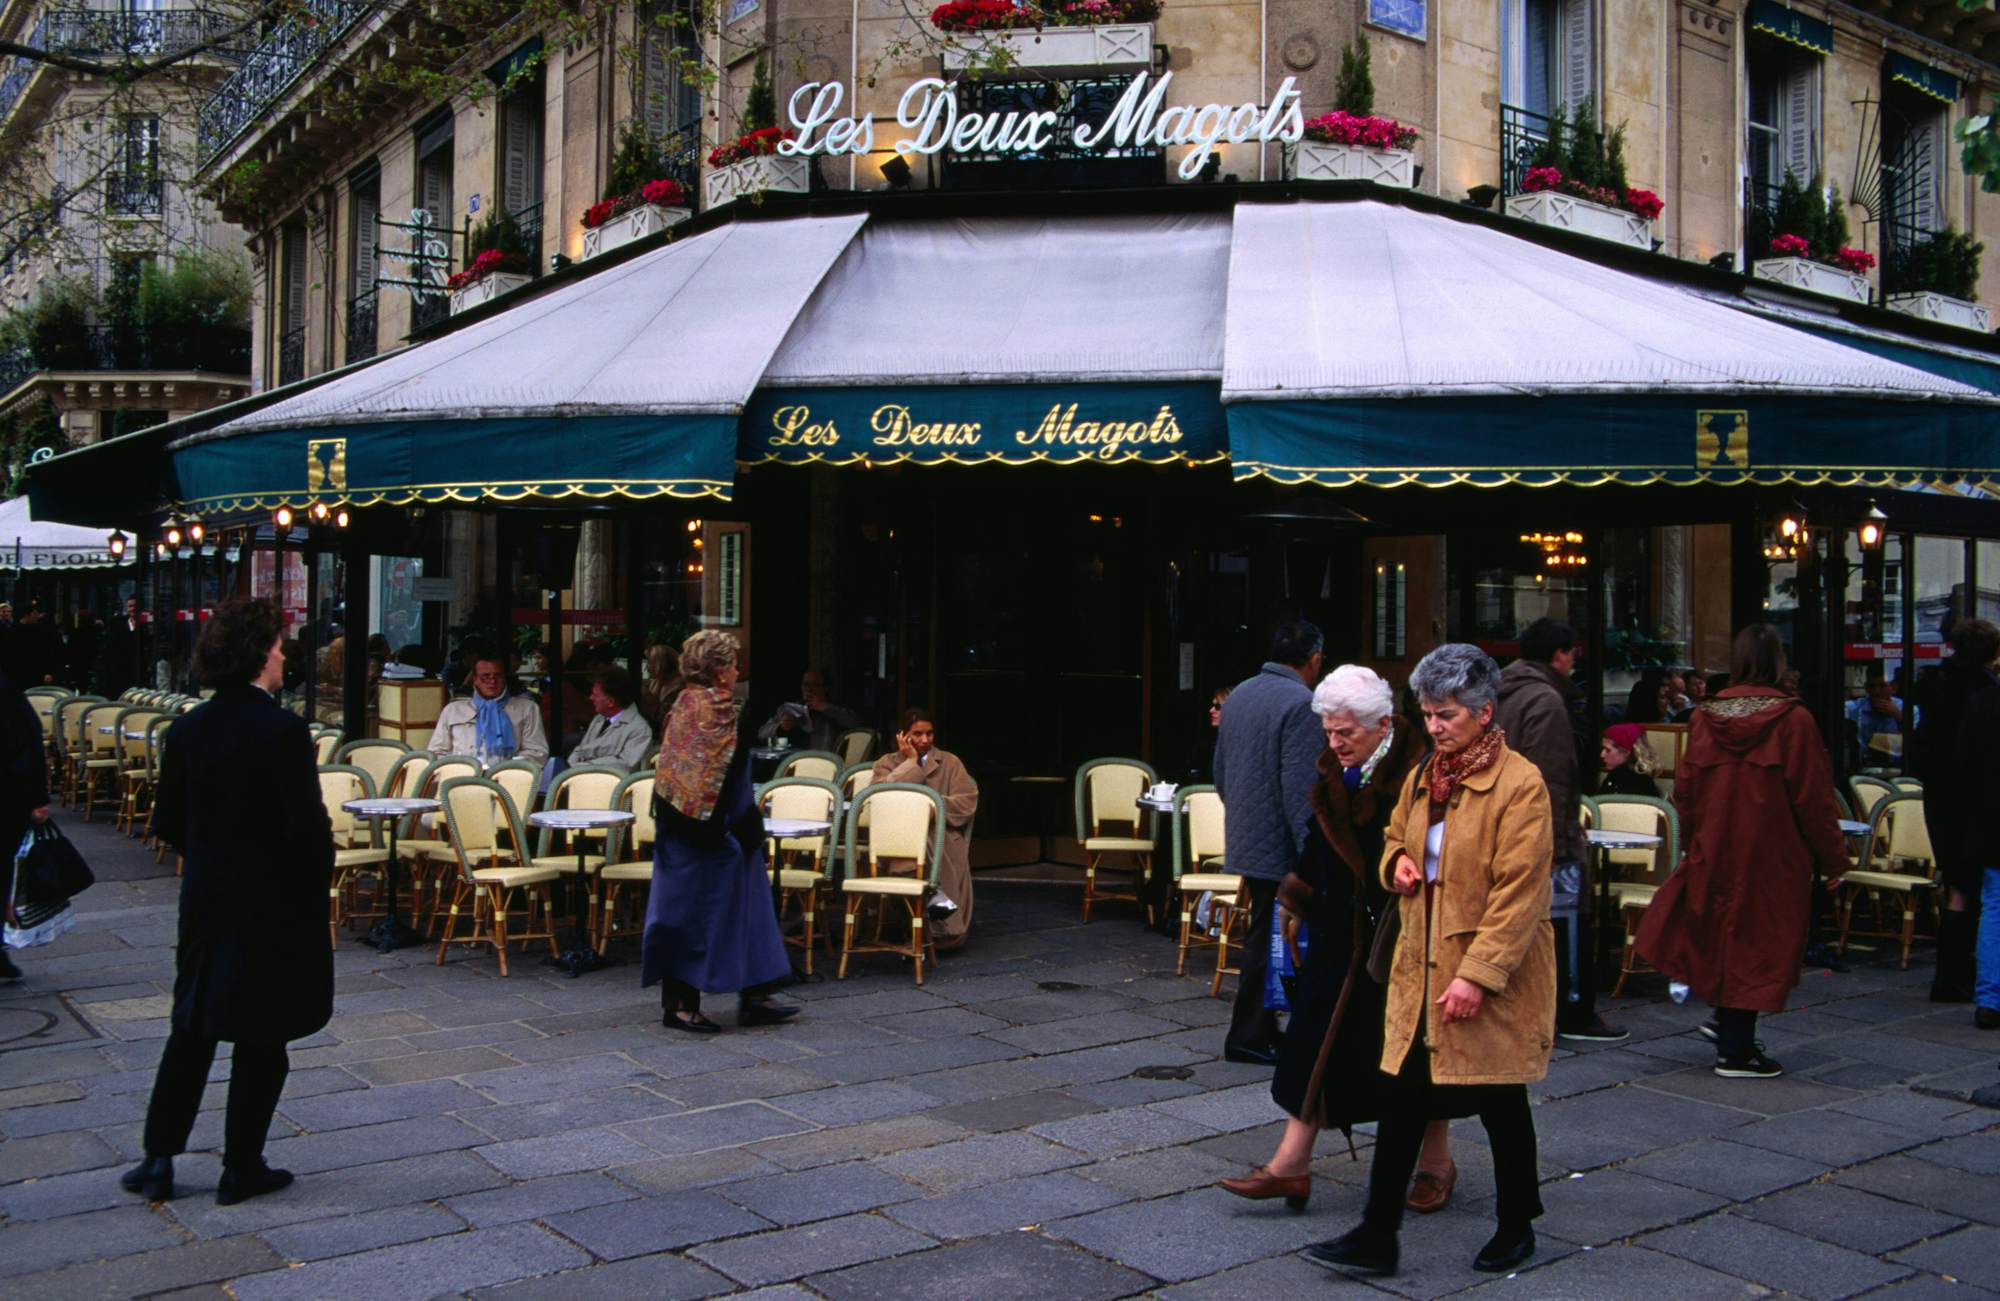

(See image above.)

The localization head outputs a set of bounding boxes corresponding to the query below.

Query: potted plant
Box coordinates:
[1884,227,1989,332]
[1289,34,1418,188]
[1751,172,1874,305]
[934,0,1160,75]
[447,208,535,314]
[703,54,809,209]
[582,123,692,259]
[1503,100,1663,250]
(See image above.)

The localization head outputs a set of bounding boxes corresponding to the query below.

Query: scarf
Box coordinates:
[472,692,516,761]
[1426,725,1505,806]
[1348,725,1397,790]
[656,685,738,821]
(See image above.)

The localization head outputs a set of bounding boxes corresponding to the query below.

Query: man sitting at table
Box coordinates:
[757,669,862,754]
[544,666,654,786]
[427,652,548,767]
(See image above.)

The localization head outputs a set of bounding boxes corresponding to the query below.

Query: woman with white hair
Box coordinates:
[1307,643,1556,1280]
[1220,664,1429,1212]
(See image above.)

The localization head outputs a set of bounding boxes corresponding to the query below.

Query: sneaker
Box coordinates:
[1557,1018,1629,1043]
[1696,1018,1717,1042]
[1714,1050,1784,1079]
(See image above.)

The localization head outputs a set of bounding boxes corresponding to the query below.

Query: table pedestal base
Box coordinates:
[361,914,424,952]
[547,941,621,978]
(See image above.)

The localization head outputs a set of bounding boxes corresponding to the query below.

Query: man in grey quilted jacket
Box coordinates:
[1212,621,1326,1064]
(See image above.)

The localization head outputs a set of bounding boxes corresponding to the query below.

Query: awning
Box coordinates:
[171,214,867,510]
[1748,1,1833,56]
[1887,51,1960,105]
[0,496,133,570]
[1222,202,2000,487]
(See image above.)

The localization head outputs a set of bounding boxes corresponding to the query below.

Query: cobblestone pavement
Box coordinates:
[2,817,1997,1299]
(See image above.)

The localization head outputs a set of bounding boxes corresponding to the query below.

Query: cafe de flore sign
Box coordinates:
[781,73,1306,181]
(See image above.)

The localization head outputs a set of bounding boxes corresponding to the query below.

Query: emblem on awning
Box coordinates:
[1695,410,1749,469]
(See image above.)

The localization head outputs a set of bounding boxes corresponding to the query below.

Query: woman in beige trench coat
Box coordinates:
[1307,644,1555,1283]
[869,707,979,950]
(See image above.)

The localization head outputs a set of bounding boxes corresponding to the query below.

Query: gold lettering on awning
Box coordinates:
[1016,404,1184,461]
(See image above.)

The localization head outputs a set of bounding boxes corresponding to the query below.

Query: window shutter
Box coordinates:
[352,189,378,296]
[642,19,673,139]
[419,157,451,228]
[1520,0,1555,115]
[502,100,533,212]
[1782,56,1818,182]
[283,227,307,331]
[1560,0,1593,113]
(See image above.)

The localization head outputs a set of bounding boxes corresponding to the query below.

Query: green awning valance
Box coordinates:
[486,37,545,87]
[1887,51,1960,105]
[1749,1,1832,56]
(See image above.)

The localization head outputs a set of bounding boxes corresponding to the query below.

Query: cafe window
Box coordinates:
[1881,81,1947,244]
[1913,534,1966,647]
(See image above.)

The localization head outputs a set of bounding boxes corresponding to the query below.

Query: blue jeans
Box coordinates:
[1978,867,2000,1012]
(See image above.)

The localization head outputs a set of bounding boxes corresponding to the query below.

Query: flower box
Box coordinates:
[702,154,810,210]
[940,22,1154,74]
[448,272,531,315]
[1884,290,1992,334]
[1751,256,1871,305]
[581,203,691,260]
[1289,140,1414,188]
[1504,190,1651,250]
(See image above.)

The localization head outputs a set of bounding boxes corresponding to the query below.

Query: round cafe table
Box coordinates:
[1135,788,1180,935]
[529,807,634,977]
[1838,818,1870,837]
[1585,828,1663,974]
[342,797,439,952]
[765,816,835,981]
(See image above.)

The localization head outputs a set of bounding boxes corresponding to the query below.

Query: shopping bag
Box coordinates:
[1263,904,1308,1011]
[6,833,76,949]
[17,821,93,905]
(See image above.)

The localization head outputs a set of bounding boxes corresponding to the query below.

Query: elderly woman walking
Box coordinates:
[643,630,798,1034]
[1635,624,1848,1076]
[1307,644,1555,1280]
[1220,665,1455,1211]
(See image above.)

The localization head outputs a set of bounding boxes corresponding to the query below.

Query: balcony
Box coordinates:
[1499,103,1557,199]
[197,0,376,167]
[108,172,164,217]
[278,322,306,385]
[0,321,252,397]
[43,9,240,59]
[345,290,376,365]
[1743,178,1783,265]
[0,19,46,124]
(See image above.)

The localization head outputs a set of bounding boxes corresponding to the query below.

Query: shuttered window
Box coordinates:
[350,177,378,299]
[1505,0,1592,118]
[639,0,702,140]
[282,225,307,332]
[1748,41,1821,191]
[500,91,541,214]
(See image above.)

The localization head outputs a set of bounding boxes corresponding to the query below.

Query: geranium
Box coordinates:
[445,247,531,292]
[930,0,1028,32]
[929,0,1158,31]
[1623,187,1664,221]
[582,178,690,230]
[1769,233,1812,258]
[640,178,687,207]
[1831,246,1877,275]
[707,126,795,169]
[1301,110,1419,152]
[1519,165,1663,219]
[1521,165,1563,193]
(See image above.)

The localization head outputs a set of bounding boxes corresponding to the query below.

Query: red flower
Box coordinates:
[929,0,1158,32]
[930,0,1030,31]
[640,178,687,208]
[1831,246,1876,275]
[446,248,530,292]
[1769,233,1812,258]
[707,126,796,169]
[1623,187,1664,221]
[1301,110,1420,151]
[1521,165,1563,193]
[581,197,621,230]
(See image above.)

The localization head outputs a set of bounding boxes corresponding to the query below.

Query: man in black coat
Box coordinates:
[121,597,333,1206]
[0,662,52,983]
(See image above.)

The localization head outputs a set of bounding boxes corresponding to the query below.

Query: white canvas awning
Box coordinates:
[0,496,133,569]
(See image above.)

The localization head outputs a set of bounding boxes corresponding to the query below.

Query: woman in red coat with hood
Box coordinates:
[1635,624,1848,1079]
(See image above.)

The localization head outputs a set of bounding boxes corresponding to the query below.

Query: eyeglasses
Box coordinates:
[472,671,505,682]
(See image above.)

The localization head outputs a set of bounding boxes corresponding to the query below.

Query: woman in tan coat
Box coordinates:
[869,707,979,950]
[1307,644,1554,1282]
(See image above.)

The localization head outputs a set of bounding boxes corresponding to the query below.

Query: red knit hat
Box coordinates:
[1603,723,1645,750]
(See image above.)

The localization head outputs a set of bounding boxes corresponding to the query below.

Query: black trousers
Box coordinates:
[1552,914,1597,1029]
[1714,1006,1759,1058]
[1364,1035,1544,1234]
[661,977,780,1014]
[142,1030,289,1170]
[1226,876,1282,1052]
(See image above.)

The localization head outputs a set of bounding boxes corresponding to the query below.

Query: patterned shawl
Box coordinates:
[1426,725,1506,806]
[655,686,738,821]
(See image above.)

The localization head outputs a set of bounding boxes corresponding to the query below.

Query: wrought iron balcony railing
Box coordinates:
[44,9,240,59]
[0,323,251,389]
[278,322,307,385]
[1499,103,1558,199]
[410,290,449,334]
[197,0,376,166]
[0,19,47,123]
[108,172,164,216]
[345,289,377,365]
[1743,178,1784,265]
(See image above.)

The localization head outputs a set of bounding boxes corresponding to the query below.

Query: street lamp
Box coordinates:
[1858,503,1888,552]
[107,531,126,560]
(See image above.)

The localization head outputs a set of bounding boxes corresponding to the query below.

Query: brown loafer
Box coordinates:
[1406,1161,1456,1214]
[1218,1166,1311,1211]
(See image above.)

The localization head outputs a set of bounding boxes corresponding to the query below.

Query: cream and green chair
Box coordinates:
[1169,784,1243,994]
[311,729,343,764]
[760,776,841,974]
[319,764,393,946]
[838,782,946,985]
[113,708,164,834]
[1848,774,1896,822]
[1594,794,1679,995]
[376,748,431,801]
[1073,757,1157,924]
[144,714,176,858]
[835,729,878,769]
[435,777,567,976]
[538,763,626,924]
[397,756,482,930]
[1892,776,1923,793]
[777,750,841,783]
[1837,792,1937,969]
[76,701,126,821]
[56,695,105,806]
[336,739,412,801]
[596,774,657,952]
[487,760,544,840]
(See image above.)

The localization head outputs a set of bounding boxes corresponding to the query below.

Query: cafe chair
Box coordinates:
[760,776,841,974]
[596,774,656,952]
[374,748,431,802]
[436,777,566,976]
[487,760,544,839]
[113,708,164,834]
[319,764,393,946]
[838,782,946,985]
[142,714,175,855]
[56,695,105,807]
[1892,777,1923,793]
[1594,795,1679,995]
[76,701,126,821]
[336,739,412,801]
[1837,792,1937,969]
[835,729,878,768]
[397,756,482,931]
[311,730,343,764]
[777,750,841,783]
[1848,774,1896,822]
[1072,757,1157,924]
[26,689,66,772]
[539,764,626,922]
[1169,784,1242,993]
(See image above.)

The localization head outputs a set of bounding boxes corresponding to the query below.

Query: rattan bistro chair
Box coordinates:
[75,701,126,820]
[777,750,841,783]
[435,777,566,976]
[835,729,878,768]
[1837,792,1938,969]
[838,782,946,985]
[1849,774,1896,822]
[336,739,412,801]
[1073,757,1157,924]
[319,764,393,945]
[596,774,657,952]
[113,709,164,834]
[1594,795,1679,995]
[396,756,482,929]
[761,776,841,974]
[1169,784,1245,994]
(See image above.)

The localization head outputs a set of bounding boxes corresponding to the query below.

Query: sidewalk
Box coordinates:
[1,815,1995,1299]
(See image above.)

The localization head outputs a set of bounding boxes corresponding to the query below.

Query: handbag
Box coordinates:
[17,821,93,905]
[1365,901,1401,985]
[6,832,76,949]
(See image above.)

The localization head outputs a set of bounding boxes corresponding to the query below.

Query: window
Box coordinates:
[1503,0,1591,121]
[1746,41,1819,193]
[1882,86,1947,240]
[497,83,544,257]
[639,1,703,145]
[112,115,161,215]
[347,166,380,365]
[279,224,307,385]
[412,113,454,330]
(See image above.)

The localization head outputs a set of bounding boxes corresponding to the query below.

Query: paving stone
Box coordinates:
[347,1046,522,1085]
[323,1009,441,1041]
[0,1161,159,1221]
[985,1009,1181,1054]
[1079,1145,1245,1198]
[771,1081,942,1127]
[1029,1103,1217,1158]
[1623,1138,1830,1201]
[1530,1086,1757,1171]
[791,1035,1018,1085]
[1640,1065,1861,1115]
[402,1022,553,1052]
[495,1026,674,1063]
[259,1114,492,1175]
[650,1063,834,1110]
[880,1169,1131,1239]
[903,1058,1070,1104]
[231,1222,590,1301]
[0,1127,120,1184]
[612,1147,785,1194]
[970,990,1144,1026]
[1154,1250,1345,1299]
[441,1172,639,1228]
[1348,1202,1583,1301]
[1068,1074,1209,1107]
[1737,1181,1966,1255]
[0,1080,87,1109]
[1812,1061,1928,1091]
[4,1234,284,1301]
[455,1085,680,1142]
[617,1100,819,1156]
[1044,1185,1340,1283]
[470,1252,735,1300]
[1641,1212,1913,1299]
[921,1088,1104,1133]
[1451,1242,1774,1300]
[0,1089,151,1138]
[786,988,953,1019]
[162,1150,510,1237]
[476,1127,662,1178]
[0,1204,190,1278]
[1892,1225,2000,1293]
[1499,1168,1728,1247]
[716,1160,926,1225]
[1837,1156,2000,1227]
[286,1037,422,1070]
[873,1131,1089,1193]
[259,1202,469,1261]
[1730,1109,1925,1167]
[864,1007,1012,1039]
[749,1115,972,1172]
[1145,1080,1287,1134]
[417,996,558,1029]
[1807,1031,1993,1076]
[688,1211,937,1287]
[1907,1132,2000,1177]
[1020,1040,1212,1087]
[809,1230,1154,1301]
[542,1190,771,1259]
[462,1052,672,1105]
[1832,1090,1995,1138]
[276,1077,488,1133]
[1856,1274,2000,1300]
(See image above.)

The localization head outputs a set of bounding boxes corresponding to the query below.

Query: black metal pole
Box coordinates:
[302,535,320,720]
[343,535,370,739]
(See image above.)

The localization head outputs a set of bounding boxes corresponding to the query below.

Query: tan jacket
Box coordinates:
[1377,743,1556,1086]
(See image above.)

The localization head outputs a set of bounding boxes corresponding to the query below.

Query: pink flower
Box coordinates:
[1521,165,1563,193]
[1623,187,1664,220]
[1300,110,1420,151]
[1769,233,1812,258]
[1831,246,1876,275]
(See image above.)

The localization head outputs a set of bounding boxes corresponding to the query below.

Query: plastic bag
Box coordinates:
[6,832,76,949]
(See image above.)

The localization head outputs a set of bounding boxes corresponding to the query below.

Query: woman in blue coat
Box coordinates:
[642,629,798,1033]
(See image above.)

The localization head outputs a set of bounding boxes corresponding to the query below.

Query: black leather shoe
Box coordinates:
[215,1162,292,1206]
[1223,1043,1279,1066]
[738,999,800,1027]
[1304,1225,1398,1277]
[1974,1007,2000,1030]
[663,1010,722,1034]
[1473,1225,1536,1273]
[119,1156,174,1202]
